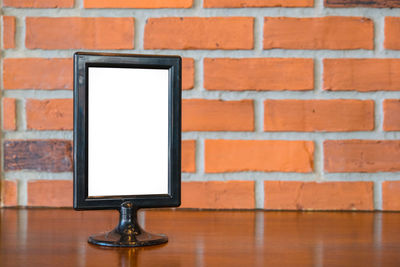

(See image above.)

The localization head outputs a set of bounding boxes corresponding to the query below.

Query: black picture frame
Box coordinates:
[73,52,181,210]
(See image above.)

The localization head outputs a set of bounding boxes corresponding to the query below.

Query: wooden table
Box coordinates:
[1,209,400,266]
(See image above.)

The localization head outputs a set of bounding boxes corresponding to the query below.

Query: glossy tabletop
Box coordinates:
[1,208,400,266]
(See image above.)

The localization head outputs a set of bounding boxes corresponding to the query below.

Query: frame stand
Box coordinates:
[88,201,168,247]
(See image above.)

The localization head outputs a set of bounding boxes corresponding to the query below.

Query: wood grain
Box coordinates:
[1,209,400,266]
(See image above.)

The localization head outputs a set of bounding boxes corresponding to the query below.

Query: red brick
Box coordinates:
[204,0,313,7]
[3,16,16,49]
[324,140,400,173]
[205,140,314,173]
[182,140,196,173]
[384,99,400,131]
[84,0,192,8]
[326,0,400,8]
[181,181,254,209]
[324,59,400,92]
[26,17,134,50]
[183,99,254,131]
[264,17,373,50]
[264,181,374,210]
[26,99,73,130]
[385,17,400,50]
[382,181,400,211]
[144,17,253,50]
[3,98,17,131]
[1,180,18,207]
[264,99,374,132]
[27,180,72,207]
[3,0,73,7]
[204,58,313,91]
[182,58,194,90]
[4,140,73,172]
[3,58,72,90]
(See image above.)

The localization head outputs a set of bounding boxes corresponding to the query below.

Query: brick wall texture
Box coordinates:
[1,0,400,210]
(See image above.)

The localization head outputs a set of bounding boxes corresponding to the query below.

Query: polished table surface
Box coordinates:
[1,208,400,266]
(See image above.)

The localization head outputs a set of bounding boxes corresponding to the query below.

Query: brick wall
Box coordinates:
[1,0,400,211]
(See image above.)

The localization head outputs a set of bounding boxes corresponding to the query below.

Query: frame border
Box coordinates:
[73,52,181,210]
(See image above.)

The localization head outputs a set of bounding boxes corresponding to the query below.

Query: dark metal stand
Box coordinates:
[88,201,168,247]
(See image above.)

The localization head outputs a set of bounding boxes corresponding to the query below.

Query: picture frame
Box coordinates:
[73,52,181,211]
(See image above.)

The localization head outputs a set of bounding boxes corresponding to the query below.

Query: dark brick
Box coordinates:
[325,0,400,8]
[4,140,73,172]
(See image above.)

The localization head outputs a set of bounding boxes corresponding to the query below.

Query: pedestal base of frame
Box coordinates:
[88,202,168,248]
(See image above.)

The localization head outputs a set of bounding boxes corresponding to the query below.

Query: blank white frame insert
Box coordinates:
[88,67,169,197]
